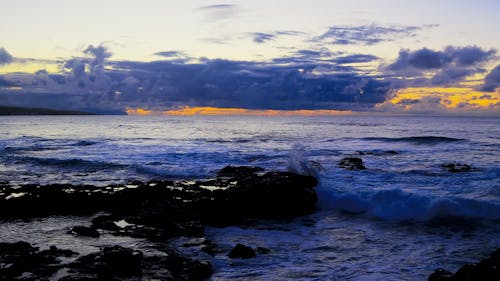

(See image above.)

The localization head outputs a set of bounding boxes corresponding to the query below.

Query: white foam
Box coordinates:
[286,143,318,177]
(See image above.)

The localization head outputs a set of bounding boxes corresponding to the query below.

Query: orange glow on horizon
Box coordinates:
[126,106,354,116]
[379,87,500,112]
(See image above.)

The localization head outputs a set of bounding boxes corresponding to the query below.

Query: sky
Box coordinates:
[0,0,499,115]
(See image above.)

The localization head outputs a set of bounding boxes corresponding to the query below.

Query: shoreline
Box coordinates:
[0,166,317,280]
[0,166,498,280]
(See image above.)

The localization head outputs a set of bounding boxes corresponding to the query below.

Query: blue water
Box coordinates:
[0,115,499,280]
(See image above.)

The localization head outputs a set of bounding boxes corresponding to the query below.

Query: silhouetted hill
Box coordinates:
[0,105,95,115]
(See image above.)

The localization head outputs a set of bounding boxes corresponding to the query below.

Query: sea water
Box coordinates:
[0,115,499,280]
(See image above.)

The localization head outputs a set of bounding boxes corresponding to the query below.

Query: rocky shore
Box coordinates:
[0,166,318,280]
[428,249,500,281]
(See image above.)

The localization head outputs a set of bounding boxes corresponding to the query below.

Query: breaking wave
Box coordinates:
[318,187,500,221]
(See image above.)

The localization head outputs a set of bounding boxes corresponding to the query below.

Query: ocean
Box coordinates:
[1,115,499,280]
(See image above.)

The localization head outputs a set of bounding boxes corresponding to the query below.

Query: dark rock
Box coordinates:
[70,226,100,238]
[428,268,454,281]
[428,249,500,281]
[356,150,398,156]
[0,166,318,281]
[217,165,265,178]
[144,250,212,281]
[0,242,77,280]
[441,163,472,173]
[42,245,78,258]
[0,166,317,225]
[91,215,121,231]
[338,157,366,170]
[70,246,143,278]
[256,247,271,254]
[228,243,256,259]
[182,238,220,256]
[0,241,37,256]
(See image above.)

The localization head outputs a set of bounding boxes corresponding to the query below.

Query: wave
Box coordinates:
[202,137,274,144]
[18,156,126,170]
[317,187,500,222]
[362,136,465,144]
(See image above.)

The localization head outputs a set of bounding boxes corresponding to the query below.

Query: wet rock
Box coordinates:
[228,243,256,259]
[338,157,366,170]
[356,150,398,156]
[69,246,143,278]
[441,163,472,173]
[256,247,271,254]
[182,238,220,256]
[140,249,212,281]
[0,166,318,224]
[41,245,78,258]
[91,215,121,231]
[0,241,37,256]
[0,166,318,281]
[428,249,500,281]
[69,226,100,238]
[217,165,265,178]
[0,242,77,280]
[428,268,454,281]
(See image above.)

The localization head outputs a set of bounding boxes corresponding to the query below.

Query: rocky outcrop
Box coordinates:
[0,166,318,280]
[69,226,100,238]
[441,163,473,173]
[428,249,500,281]
[228,243,256,259]
[0,166,318,225]
[338,157,366,170]
[0,241,212,281]
[0,242,77,280]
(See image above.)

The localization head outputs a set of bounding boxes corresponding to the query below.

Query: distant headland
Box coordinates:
[0,105,95,115]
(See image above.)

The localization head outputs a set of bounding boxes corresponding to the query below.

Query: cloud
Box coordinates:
[481,65,500,92]
[0,47,13,65]
[0,47,391,113]
[385,46,496,86]
[335,54,379,64]
[248,30,305,44]
[250,33,276,44]
[314,24,436,45]
[388,46,495,71]
[198,3,238,22]
[83,44,112,72]
[0,77,17,87]
[1,44,497,116]
[199,4,235,10]
[154,51,186,58]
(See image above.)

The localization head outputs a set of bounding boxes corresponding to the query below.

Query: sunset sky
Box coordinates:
[1,0,499,115]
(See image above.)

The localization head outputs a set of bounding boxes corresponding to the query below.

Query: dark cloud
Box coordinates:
[388,46,495,71]
[397,98,420,105]
[385,46,496,86]
[335,54,379,64]
[0,47,391,113]
[0,77,17,87]
[83,44,112,72]
[271,50,377,67]
[154,51,186,58]
[445,46,496,66]
[0,47,13,65]
[314,24,435,45]
[247,30,305,44]
[481,65,500,92]
[251,33,276,44]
